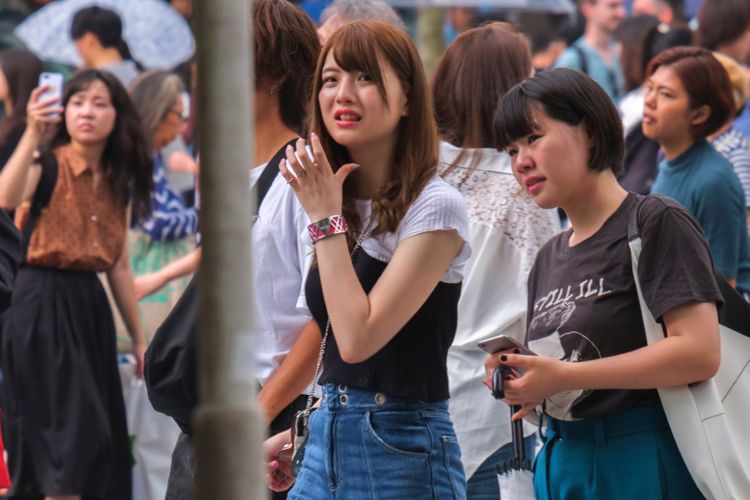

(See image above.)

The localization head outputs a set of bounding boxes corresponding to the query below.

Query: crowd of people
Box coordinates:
[0,0,747,499]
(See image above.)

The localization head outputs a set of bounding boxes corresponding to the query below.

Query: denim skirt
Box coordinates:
[288,383,467,499]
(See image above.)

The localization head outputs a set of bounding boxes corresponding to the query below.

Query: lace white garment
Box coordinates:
[440,141,561,478]
[439,142,560,277]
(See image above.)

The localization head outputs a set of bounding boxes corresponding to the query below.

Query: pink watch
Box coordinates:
[307,214,348,244]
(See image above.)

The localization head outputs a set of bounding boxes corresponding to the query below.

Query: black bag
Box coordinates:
[22,151,58,256]
[144,140,295,434]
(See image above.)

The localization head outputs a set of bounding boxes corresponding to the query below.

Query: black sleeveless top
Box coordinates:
[305,250,462,402]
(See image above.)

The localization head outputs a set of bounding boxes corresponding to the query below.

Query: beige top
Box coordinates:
[17,144,127,272]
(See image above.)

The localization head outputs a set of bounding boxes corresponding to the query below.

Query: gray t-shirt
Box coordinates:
[103,60,140,88]
[526,194,721,421]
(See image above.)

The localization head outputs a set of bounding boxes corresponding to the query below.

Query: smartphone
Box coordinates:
[38,72,64,118]
[477,334,535,356]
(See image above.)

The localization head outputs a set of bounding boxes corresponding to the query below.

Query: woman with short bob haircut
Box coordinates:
[0,69,152,500]
[265,20,470,498]
[485,68,721,499]
[644,46,750,296]
[432,22,560,499]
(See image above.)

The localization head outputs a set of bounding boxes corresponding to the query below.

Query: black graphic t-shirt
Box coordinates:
[527,194,722,420]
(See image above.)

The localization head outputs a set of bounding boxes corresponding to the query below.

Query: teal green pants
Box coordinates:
[534,405,704,500]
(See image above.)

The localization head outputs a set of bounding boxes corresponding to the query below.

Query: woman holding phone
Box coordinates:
[0,69,152,500]
[485,68,720,499]
[264,20,470,498]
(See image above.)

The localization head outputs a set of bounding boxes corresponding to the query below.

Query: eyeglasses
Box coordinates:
[167,109,189,123]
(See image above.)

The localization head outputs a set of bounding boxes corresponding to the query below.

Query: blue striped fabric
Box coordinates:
[135,155,198,241]
[713,128,750,207]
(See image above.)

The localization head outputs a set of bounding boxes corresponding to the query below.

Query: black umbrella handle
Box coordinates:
[510,404,526,461]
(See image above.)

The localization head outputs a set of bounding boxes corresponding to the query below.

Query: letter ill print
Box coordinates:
[528,278,613,420]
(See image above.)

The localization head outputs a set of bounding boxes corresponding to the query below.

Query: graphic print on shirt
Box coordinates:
[528,277,611,420]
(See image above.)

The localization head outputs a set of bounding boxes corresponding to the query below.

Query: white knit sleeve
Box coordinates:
[397,176,471,282]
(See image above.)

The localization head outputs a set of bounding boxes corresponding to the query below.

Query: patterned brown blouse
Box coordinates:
[16,144,127,272]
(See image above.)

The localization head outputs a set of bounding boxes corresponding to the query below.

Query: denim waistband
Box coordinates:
[547,405,669,441]
[320,383,448,412]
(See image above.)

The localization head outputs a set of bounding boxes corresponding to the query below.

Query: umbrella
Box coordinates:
[386,0,575,14]
[497,405,536,500]
[13,0,194,70]
[492,367,536,500]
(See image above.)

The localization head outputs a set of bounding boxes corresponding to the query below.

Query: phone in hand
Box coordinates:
[477,334,535,356]
[37,72,64,118]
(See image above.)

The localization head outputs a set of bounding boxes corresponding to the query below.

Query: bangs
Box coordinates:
[325,23,388,102]
[492,83,539,151]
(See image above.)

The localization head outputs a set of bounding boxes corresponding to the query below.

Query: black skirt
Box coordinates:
[1,265,131,499]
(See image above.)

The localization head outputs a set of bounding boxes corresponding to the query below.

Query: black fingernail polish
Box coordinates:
[514,348,520,354]
[500,355,507,362]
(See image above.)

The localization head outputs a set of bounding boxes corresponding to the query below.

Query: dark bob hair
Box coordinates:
[492,67,624,175]
[49,69,153,220]
[646,46,734,140]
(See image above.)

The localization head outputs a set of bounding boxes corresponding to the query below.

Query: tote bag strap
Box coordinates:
[626,195,750,500]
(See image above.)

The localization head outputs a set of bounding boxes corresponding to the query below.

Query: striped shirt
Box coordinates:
[712,128,750,207]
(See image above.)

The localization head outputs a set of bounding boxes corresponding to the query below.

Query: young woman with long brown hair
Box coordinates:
[265,20,470,498]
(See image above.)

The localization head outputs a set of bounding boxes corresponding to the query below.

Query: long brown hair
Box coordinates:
[432,22,532,179]
[0,49,42,147]
[50,70,153,220]
[312,20,438,242]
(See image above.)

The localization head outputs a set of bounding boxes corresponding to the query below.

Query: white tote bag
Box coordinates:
[627,202,750,500]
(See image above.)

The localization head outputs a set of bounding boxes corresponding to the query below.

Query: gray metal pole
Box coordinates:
[193,1,266,498]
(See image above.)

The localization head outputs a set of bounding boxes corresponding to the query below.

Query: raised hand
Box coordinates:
[25,85,64,139]
[279,132,358,222]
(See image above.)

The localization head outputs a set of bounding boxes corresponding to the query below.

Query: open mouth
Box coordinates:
[334,109,362,122]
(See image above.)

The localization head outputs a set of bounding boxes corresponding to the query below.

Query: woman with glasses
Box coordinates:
[126,70,199,345]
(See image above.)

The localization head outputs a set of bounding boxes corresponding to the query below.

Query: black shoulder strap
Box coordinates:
[253,138,297,215]
[628,194,750,336]
[23,152,59,256]
[574,45,589,76]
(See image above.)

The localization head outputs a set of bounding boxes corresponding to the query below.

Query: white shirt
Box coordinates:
[440,142,560,478]
[249,164,314,386]
[355,175,472,282]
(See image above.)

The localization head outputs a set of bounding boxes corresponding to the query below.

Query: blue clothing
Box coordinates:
[733,102,750,138]
[136,155,198,242]
[288,384,467,500]
[651,140,750,294]
[534,405,702,500]
[553,37,623,102]
[712,127,750,207]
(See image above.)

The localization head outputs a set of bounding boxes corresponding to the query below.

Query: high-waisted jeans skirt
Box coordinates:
[288,384,467,499]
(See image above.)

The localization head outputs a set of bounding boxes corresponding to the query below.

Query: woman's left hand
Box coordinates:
[483,352,568,420]
[279,133,359,222]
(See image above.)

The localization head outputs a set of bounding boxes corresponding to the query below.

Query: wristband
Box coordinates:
[308,214,348,244]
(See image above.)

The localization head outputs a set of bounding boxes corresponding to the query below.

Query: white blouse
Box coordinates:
[356,175,472,282]
[440,141,561,478]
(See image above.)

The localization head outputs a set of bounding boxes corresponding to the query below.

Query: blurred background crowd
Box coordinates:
[0,0,749,499]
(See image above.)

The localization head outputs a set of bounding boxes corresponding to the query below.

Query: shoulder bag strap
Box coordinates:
[23,152,59,257]
[252,138,297,216]
[628,194,750,336]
